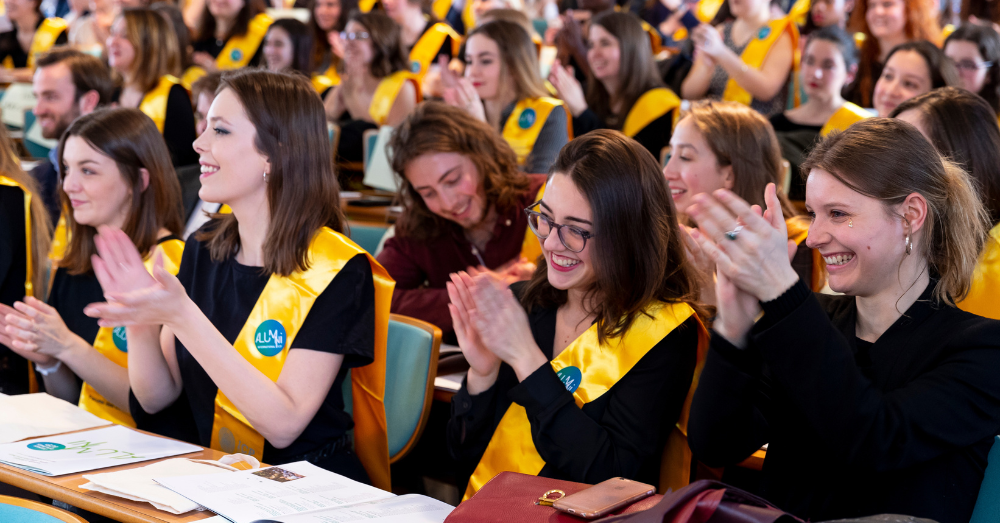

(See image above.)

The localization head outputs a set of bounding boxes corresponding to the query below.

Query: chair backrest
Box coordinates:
[347,222,390,254]
[971,435,1000,523]
[363,128,379,168]
[343,314,441,465]
[0,495,89,523]
[23,110,54,160]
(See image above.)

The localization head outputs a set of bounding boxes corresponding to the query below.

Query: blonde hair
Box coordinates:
[801,118,987,305]
[119,8,182,93]
[0,125,50,296]
[467,20,548,101]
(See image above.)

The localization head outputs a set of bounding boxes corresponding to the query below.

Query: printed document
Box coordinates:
[0,393,111,444]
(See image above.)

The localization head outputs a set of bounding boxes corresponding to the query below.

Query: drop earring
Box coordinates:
[848,219,853,228]
[263,171,268,182]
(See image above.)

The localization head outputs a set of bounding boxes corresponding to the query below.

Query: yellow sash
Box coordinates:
[462,0,475,33]
[216,13,272,69]
[409,22,460,79]
[696,0,724,22]
[432,0,451,20]
[180,66,205,91]
[641,20,662,55]
[27,18,67,69]
[50,214,68,261]
[622,88,680,138]
[209,227,395,490]
[311,73,337,95]
[464,301,700,499]
[369,71,420,126]
[788,0,810,26]
[502,97,563,166]
[359,0,378,12]
[139,76,181,134]
[79,238,184,426]
[959,222,1000,320]
[0,176,38,393]
[819,102,870,137]
[722,17,798,108]
[521,182,546,264]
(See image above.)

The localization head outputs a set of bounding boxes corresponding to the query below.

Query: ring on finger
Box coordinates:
[724,225,744,241]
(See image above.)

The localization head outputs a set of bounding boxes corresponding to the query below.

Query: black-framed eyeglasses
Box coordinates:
[524,201,594,253]
[950,57,993,72]
[339,31,370,41]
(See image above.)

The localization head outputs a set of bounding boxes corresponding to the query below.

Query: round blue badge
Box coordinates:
[757,26,771,40]
[254,319,286,357]
[230,48,243,62]
[28,442,65,451]
[518,108,537,129]
[556,366,582,393]
[410,60,421,73]
[112,326,128,352]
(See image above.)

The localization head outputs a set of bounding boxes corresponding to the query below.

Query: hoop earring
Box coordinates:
[905,233,912,255]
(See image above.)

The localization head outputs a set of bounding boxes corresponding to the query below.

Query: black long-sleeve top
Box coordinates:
[448,283,699,488]
[0,183,30,395]
[572,107,671,160]
[689,279,1000,523]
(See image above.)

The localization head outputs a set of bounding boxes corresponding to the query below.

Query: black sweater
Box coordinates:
[448,283,699,488]
[689,279,1000,523]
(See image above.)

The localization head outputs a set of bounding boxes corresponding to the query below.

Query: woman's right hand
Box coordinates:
[548,59,587,117]
[0,303,58,366]
[448,273,501,393]
[691,23,726,61]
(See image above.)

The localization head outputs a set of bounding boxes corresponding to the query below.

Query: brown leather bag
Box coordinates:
[596,480,802,523]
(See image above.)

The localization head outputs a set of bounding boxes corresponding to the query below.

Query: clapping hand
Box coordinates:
[439,56,487,122]
[690,23,725,63]
[548,59,587,117]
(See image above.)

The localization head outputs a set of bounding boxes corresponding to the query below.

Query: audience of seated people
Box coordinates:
[1,0,1000,520]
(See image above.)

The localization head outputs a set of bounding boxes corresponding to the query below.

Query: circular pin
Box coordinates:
[518,108,537,129]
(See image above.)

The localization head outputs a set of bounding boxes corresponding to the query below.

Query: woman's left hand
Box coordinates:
[461,272,548,381]
[691,23,727,60]
[83,227,191,328]
[687,184,800,302]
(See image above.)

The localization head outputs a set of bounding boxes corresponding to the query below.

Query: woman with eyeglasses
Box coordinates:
[944,24,1000,116]
[447,130,706,498]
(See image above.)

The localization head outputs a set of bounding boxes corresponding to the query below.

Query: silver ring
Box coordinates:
[724,225,743,240]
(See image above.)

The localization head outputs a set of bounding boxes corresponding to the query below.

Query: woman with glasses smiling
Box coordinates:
[447,130,706,498]
[944,23,1000,116]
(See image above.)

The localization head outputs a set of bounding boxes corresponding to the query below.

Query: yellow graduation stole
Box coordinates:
[0,176,39,393]
[180,66,205,91]
[696,0,724,22]
[464,301,701,499]
[79,238,185,426]
[722,17,799,107]
[819,102,870,137]
[409,21,460,79]
[209,227,395,490]
[521,182,546,264]
[50,214,68,261]
[785,216,826,292]
[641,20,662,55]
[622,88,680,138]
[311,73,337,94]
[216,13,272,69]
[788,0,810,26]
[462,0,475,33]
[959,222,1000,320]
[139,76,181,134]
[26,18,67,69]
[369,71,420,126]
[432,0,451,20]
[501,97,564,167]
[359,0,378,11]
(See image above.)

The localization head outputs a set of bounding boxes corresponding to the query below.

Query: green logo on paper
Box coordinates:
[230,48,243,62]
[113,326,128,352]
[27,442,65,451]
[255,319,286,357]
[556,366,582,393]
[410,60,421,73]
[757,26,771,40]
[518,108,537,129]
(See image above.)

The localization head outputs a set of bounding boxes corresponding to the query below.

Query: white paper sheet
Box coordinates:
[155,461,400,523]
[81,458,237,514]
[0,425,202,476]
[255,494,455,522]
[0,393,112,444]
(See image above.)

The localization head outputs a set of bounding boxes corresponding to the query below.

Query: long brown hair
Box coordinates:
[0,125,51,295]
[196,0,267,44]
[349,11,409,78]
[586,12,665,128]
[196,70,344,276]
[388,101,529,241]
[57,108,183,275]
[890,87,1000,226]
[521,130,702,344]
[801,118,987,305]
[848,0,941,107]
[118,8,182,93]
[467,21,548,101]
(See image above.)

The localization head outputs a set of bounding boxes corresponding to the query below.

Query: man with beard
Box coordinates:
[30,48,113,224]
[377,102,543,340]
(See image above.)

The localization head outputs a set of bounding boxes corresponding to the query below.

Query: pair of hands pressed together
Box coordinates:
[689,23,728,68]
[447,271,547,395]
[548,58,587,117]
[0,298,87,368]
[684,184,800,348]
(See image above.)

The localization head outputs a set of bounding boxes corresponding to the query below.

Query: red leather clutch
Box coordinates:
[444,472,663,523]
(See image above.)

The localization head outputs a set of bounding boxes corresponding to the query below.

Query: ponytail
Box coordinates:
[930,160,988,305]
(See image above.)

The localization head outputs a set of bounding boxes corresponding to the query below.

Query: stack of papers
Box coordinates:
[0,425,201,476]
[0,393,111,444]
[156,461,453,522]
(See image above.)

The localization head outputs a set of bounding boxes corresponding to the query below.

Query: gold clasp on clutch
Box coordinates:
[536,489,566,506]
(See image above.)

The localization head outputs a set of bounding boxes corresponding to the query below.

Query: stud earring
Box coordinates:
[848,219,853,228]
[263,171,268,182]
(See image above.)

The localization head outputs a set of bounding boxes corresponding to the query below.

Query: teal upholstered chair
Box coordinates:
[971,435,1000,523]
[0,495,89,523]
[347,223,390,255]
[23,110,52,159]
[344,314,441,469]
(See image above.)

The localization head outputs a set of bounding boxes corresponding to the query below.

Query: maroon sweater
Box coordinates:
[377,175,546,335]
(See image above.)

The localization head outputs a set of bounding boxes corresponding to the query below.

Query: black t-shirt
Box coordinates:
[0,19,68,68]
[192,36,264,67]
[769,113,823,201]
[0,184,30,394]
[171,228,375,463]
[161,84,199,168]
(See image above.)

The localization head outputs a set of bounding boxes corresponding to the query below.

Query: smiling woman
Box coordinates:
[873,41,958,117]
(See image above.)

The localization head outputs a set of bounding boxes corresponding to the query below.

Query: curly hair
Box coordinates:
[388,102,529,241]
